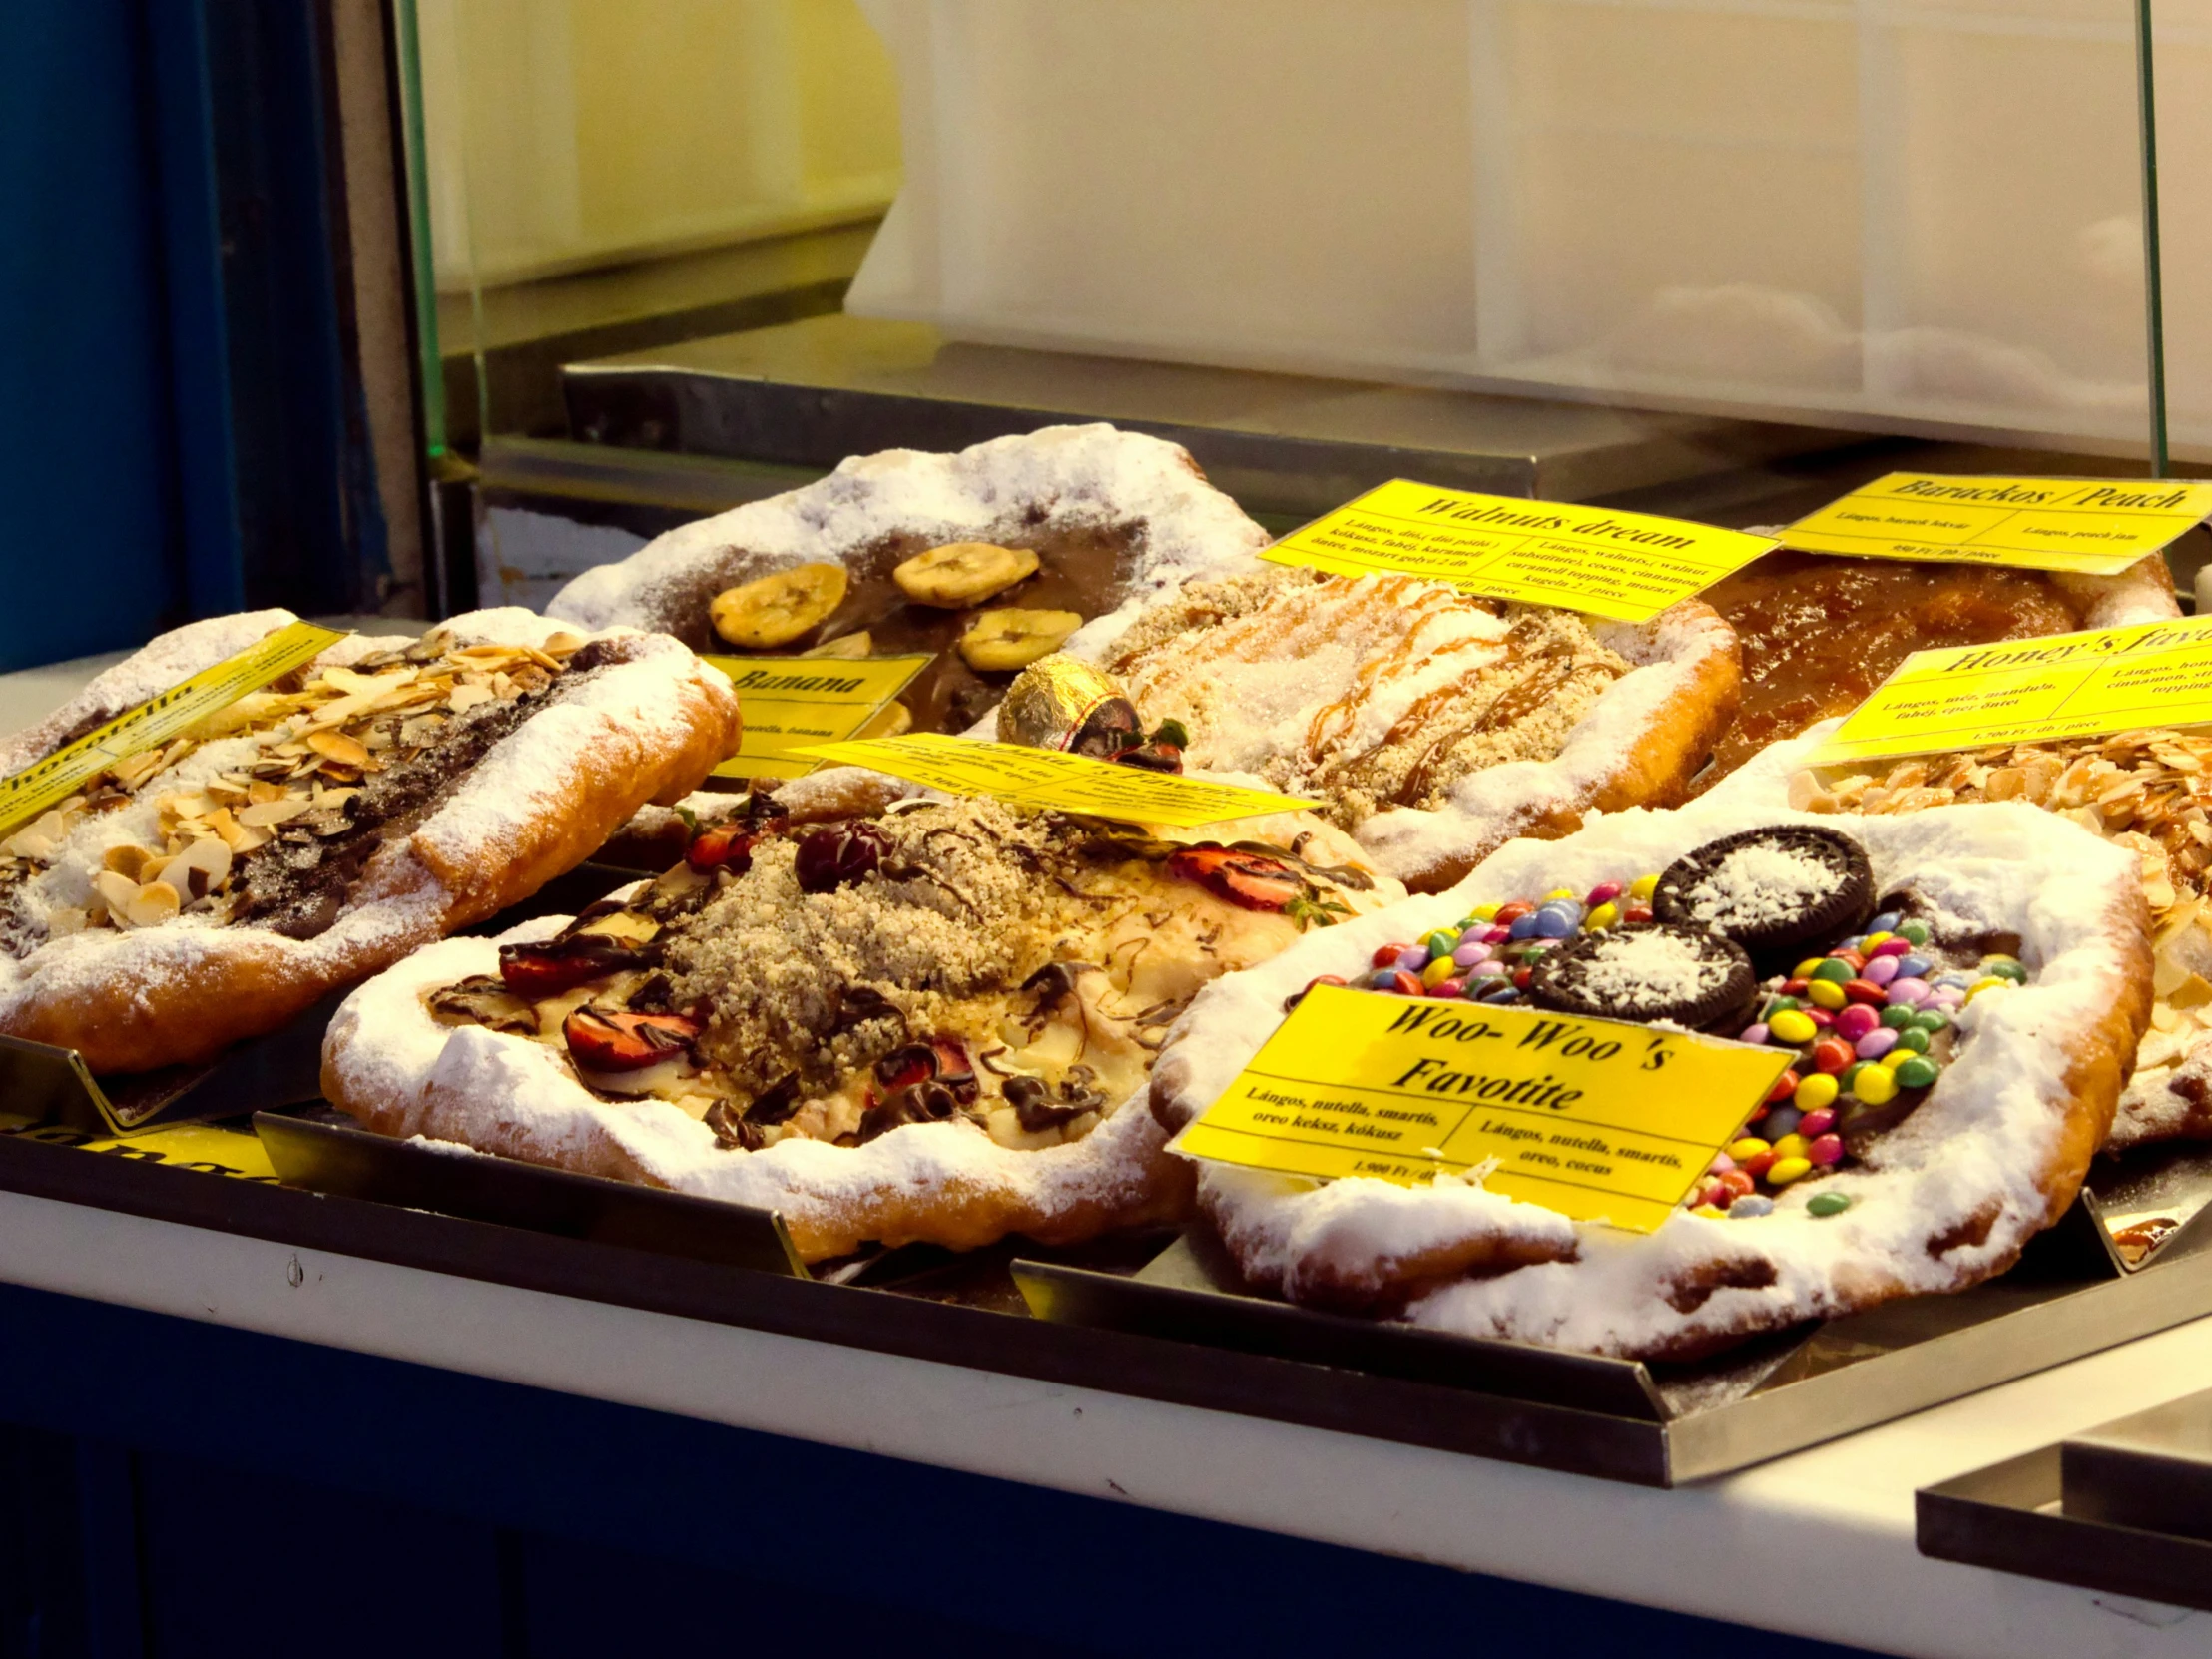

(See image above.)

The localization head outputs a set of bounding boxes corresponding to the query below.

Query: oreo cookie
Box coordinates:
[1652,825,1873,970]
[1527,923,1757,1031]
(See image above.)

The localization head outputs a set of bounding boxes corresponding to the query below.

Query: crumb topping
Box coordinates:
[427,798,1399,1158]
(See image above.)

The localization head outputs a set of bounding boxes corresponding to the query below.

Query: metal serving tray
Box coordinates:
[243,1106,2212,1485]
[1013,1147,2212,1485]
[1919,1386,2212,1610]
[0,1090,2206,1488]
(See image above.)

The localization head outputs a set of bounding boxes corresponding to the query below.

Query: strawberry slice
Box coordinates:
[686,824,756,873]
[1166,844,1303,911]
[563,1007,701,1072]
[928,1036,978,1103]
[498,936,642,998]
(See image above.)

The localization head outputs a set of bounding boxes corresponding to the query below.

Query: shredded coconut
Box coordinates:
[1572,931,1731,1005]
[1681,842,1835,930]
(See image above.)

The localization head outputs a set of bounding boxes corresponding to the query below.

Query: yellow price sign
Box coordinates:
[1805,615,2212,768]
[793,732,1317,829]
[1,1121,277,1181]
[0,619,347,839]
[1260,479,1776,623]
[705,653,933,781]
[1169,984,1790,1232]
[1781,473,2212,576]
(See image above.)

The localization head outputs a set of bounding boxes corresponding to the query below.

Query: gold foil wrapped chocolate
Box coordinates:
[997,654,1141,756]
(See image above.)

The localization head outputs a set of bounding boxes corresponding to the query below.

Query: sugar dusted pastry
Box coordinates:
[1700,550,2177,780]
[1148,802,2150,1359]
[547,423,1268,741]
[1715,721,2212,1153]
[0,609,737,1073]
[322,797,1403,1261]
[1091,564,1742,891]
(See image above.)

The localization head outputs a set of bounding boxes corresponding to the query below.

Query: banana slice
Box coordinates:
[958,608,1084,672]
[802,630,874,660]
[855,701,913,739]
[893,542,1038,608]
[710,563,848,648]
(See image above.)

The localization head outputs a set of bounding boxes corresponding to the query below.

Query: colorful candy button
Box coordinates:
[1893,1054,1940,1089]
[1769,1010,1818,1045]
[1853,1065,1899,1105]
[1793,1073,1839,1112]
[1855,1028,1898,1060]
[1835,1005,1879,1042]
[1807,1191,1853,1218]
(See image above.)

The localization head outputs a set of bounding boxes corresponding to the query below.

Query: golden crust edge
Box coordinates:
[1167,833,2155,1359]
[2,654,738,1074]
[1396,601,1744,893]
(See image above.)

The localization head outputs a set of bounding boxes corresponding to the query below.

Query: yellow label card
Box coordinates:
[0,619,347,839]
[1805,615,2212,768]
[794,732,1317,829]
[1,1121,277,1181]
[1781,473,2212,576]
[1169,985,1790,1232]
[705,653,932,781]
[1259,478,1777,622]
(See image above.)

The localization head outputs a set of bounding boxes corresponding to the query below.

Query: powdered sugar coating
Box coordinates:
[1574,930,1733,1005]
[1154,797,2146,1357]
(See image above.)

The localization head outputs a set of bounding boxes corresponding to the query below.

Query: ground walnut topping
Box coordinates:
[1107,565,1629,829]
[0,627,596,952]
[428,794,1396,1157]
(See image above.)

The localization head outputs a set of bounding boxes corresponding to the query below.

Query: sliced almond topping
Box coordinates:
[398,714,446,747]
[319,666,394,696]
[542,631,587,656]
[92,869,140,919]
[446,683,496,712]
[307,730,375,769]
[309,785,358,809]
[168,836,233,897]
[110,749,167,790]
[4,830,56,862]
[124,881,181,928]
[236,798,309,828]
[104,844,154,884]
[247,780,288,805]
